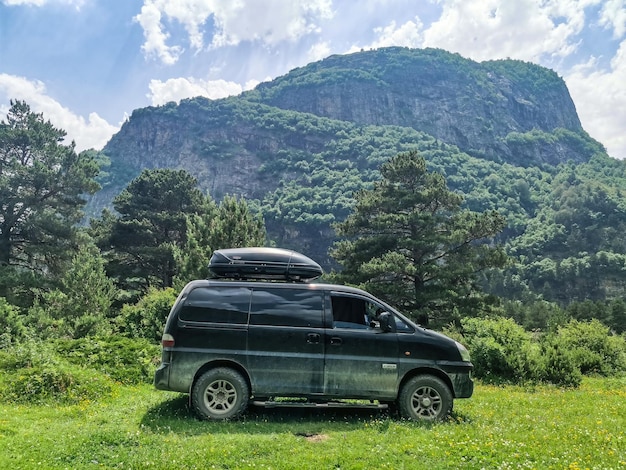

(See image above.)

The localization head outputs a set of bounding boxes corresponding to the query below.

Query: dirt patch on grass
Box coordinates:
[294,432,330,443]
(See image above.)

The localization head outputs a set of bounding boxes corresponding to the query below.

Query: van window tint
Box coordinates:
[331,296,368,328]
[179,286,251,324]
[331,295,391,330]
[250,288,323,327]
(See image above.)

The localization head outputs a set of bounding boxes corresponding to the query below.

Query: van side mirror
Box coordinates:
[378,312,394,332]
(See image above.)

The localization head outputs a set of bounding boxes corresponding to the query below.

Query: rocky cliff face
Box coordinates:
[246,47,587,165]
[94,98,347,215]
[100,101,273,210]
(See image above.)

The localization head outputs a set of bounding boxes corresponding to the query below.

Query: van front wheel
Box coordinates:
[191,368,249,420]
[398,375,452,421]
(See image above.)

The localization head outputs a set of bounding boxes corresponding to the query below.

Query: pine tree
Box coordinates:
[211,195,266,250]
[173,198,219,287]
[25,239,116,339]
[332,150,508,326]
[173,195,266,287]
[95,169,205,292]
[0,100,100,302]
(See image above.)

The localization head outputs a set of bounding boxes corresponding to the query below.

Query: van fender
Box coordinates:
[397,367,455,399]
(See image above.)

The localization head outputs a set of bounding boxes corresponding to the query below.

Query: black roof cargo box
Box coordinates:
[208,247,323,281]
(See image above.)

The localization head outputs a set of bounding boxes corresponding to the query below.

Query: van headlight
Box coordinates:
[455,341,471,362]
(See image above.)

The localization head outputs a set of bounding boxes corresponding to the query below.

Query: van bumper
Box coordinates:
[154,362,170,390]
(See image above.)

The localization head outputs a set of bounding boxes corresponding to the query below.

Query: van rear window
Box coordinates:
[179,286,251,324]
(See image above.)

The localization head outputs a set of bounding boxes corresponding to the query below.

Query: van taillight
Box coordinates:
[162,333,175,348]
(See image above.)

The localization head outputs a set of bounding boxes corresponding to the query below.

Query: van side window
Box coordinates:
[331,296,368,328]
[331,295,394,330]
[179,287,251,324]
[250,288,323,327]
[395,316,414,332]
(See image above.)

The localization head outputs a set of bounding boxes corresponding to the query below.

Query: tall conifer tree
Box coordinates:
[332,150,507,326]
[0,100,100,302]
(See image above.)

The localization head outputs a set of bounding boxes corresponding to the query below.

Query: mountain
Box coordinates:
[91,47,626,305]
[98,48,598,200]
[246,47,587,166]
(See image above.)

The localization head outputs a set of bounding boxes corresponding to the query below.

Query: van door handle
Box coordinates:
[306,333,320,344]
[330,337,342,346]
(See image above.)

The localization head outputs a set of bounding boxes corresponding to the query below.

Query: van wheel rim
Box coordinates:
[204,379,238,414]
[410,385,442,418]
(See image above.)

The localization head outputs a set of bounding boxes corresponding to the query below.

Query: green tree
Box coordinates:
[609,299,626,334]
[173,199,219,287]
[0,297,26,347]
[24,240,116,339]
[331,151,507,326]
[116,287,178,342]
[212,195,266,250]
[0,100,100,303]
[173,195,266,287]
[94,169,205,293]
[503,167,626,305]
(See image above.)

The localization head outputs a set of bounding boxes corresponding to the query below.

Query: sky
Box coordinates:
[1,0,625,160]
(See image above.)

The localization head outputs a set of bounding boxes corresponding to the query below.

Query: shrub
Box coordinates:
[459,317,539,383]
[454,316,624,387]
[0,340,115,404]
[22,243,117,340]
[117,288,178,342]
[0,339,52,371]
[25,289,114,340]
[0,336,160,404]
[0,298,26,348]
[1,364,114,404]
[52,336,160,384]
[537,335,582,387]
[554,319,626,375]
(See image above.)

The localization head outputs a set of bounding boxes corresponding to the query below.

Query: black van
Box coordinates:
[154,248,473,421]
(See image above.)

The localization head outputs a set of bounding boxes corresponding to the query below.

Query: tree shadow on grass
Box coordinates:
[140,395,472,436]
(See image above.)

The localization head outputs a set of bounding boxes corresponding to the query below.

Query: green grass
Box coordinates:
[1,377,625,469]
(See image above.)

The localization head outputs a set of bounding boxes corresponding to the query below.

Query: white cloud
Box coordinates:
[565,39,626,159]
[134,0,184,65]
[308,41,332,62]
[134,0,334,64]
[208,0,334,48]
[244,78,263,90]
[422,0,589,62]
[346,17,424,54]
[599,0,626,38]
[147,77,246,105]
[2,0,46,4]
[0,74,119,151]
[370,17,424,49]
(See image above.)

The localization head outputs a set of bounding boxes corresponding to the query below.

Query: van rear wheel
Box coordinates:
[191,368,249,420]
[398,375,452,421]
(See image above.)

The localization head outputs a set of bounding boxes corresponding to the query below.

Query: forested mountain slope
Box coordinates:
[246,47,591,166]
[91,47,626,305]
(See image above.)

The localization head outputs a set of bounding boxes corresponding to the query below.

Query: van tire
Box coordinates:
[398,375,452,421]
[191,368,249,420]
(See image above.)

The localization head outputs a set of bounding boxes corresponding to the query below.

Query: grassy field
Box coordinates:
[1,377,625,470]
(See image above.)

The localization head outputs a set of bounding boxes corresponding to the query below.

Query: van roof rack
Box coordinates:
[208,247,323,282]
